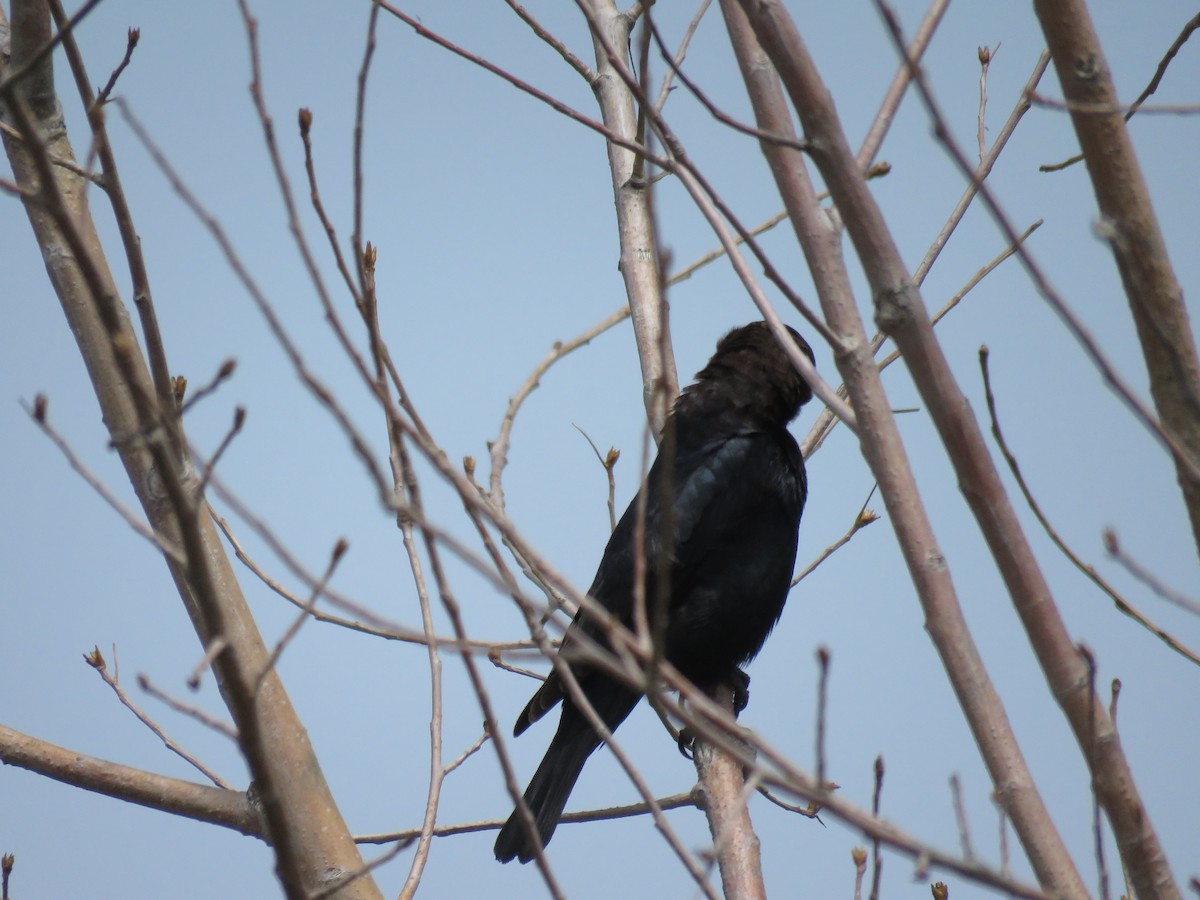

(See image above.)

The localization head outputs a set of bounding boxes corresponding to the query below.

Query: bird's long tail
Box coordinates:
[494,687,638,863]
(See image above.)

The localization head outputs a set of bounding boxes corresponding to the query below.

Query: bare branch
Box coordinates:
[505,0,595,81]
[93,26,138,107]
[857,0,949,168]
[84,647,233,788]
[0,723,258,836]
[726,1,1086,892]
[256,539,349,693]
[578,0,678,436]
[791,492,879,587]
[981,349,1200,665]
[22,399,185,564]
[1104,531,1200,619]
[948,774,975,862]
[692,687,765,900]
[1033,0,1200,574]
[873,4,1182,895]
[137,675,239,741]
[1042,12,1200,171]
[976,43,997,162]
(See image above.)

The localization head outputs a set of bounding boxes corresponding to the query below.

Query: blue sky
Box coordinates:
[3,1,1198,897]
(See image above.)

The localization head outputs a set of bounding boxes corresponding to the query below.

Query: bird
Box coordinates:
[494,321,815,864]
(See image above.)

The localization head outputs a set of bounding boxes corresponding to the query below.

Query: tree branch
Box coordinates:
[726,1,1087,894]
[1033,0,1200,574]
[0,723,260,837]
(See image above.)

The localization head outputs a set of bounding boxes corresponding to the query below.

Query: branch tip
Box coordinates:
[83,646,106,670]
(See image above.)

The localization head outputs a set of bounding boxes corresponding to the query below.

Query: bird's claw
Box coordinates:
[677,726,696,759]
[729,668,751,717]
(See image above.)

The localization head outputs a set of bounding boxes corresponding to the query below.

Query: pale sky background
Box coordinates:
[2,2,1198,898]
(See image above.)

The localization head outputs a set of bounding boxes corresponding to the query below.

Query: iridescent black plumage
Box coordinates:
[495,322,814,864]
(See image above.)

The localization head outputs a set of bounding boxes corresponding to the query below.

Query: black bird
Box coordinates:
[494,322,814,864]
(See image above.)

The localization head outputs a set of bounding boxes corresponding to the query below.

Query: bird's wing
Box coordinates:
[516,431,799,733]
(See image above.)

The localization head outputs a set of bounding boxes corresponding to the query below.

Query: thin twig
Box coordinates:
[1030,92,1200,116]
[137,675,238,741]
[853,847,868,900]
[870,756,885,900]
[377,1,668,170]
[949,773,975,861]
[980,349,1200,666]
[194,407,245,499]
[352,1,380,278]
[356,792,700,845]
[1104,530,1200,617]
[178,359,237,418]
[792,487,879,586]
[23,399,185,564]
[443,731,490,777]
[915,51,1049,287]
[1079,646,1112,900]
[93,26,138,107]
[0,120,104,184]
[977,43,998,162]
[756,784,824,818]
[487,316,624,508]
[652,0,712,112]
[857,0,949,168]
[187,638,227,690]
[815,646,830,788]
[84,647,233,788]
[504,0,594,81]
[572,423,621,532]
[298,110,363,309]
[255,540,349,695]
[648,17,809,151]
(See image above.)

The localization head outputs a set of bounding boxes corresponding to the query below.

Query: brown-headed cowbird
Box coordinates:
[494,322,814,864]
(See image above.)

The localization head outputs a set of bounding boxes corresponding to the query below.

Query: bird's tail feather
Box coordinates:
[494,709,597,863]
[495,685,639,863]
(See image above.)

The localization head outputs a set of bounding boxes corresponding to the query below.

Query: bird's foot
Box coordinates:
[677,726,696,759]
[728,668,750,717]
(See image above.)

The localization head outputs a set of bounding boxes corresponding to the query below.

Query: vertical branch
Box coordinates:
[579,0,677,437]
[692,688,765,900]
[721,2,1087,896]
[1032,0,1200,567]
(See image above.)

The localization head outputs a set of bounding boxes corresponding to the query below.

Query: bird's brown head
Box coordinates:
[687,321,815,426]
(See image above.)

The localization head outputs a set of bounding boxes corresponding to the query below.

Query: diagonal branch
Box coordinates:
[725,0,1088,894]
[736,1,1177,896]
[1032,0,1200,573]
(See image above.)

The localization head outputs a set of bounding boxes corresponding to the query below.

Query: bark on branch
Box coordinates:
[0,723,261,837]
[732,2,1178,897]
[1033,0,1200,567]
[0,4,378,896]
